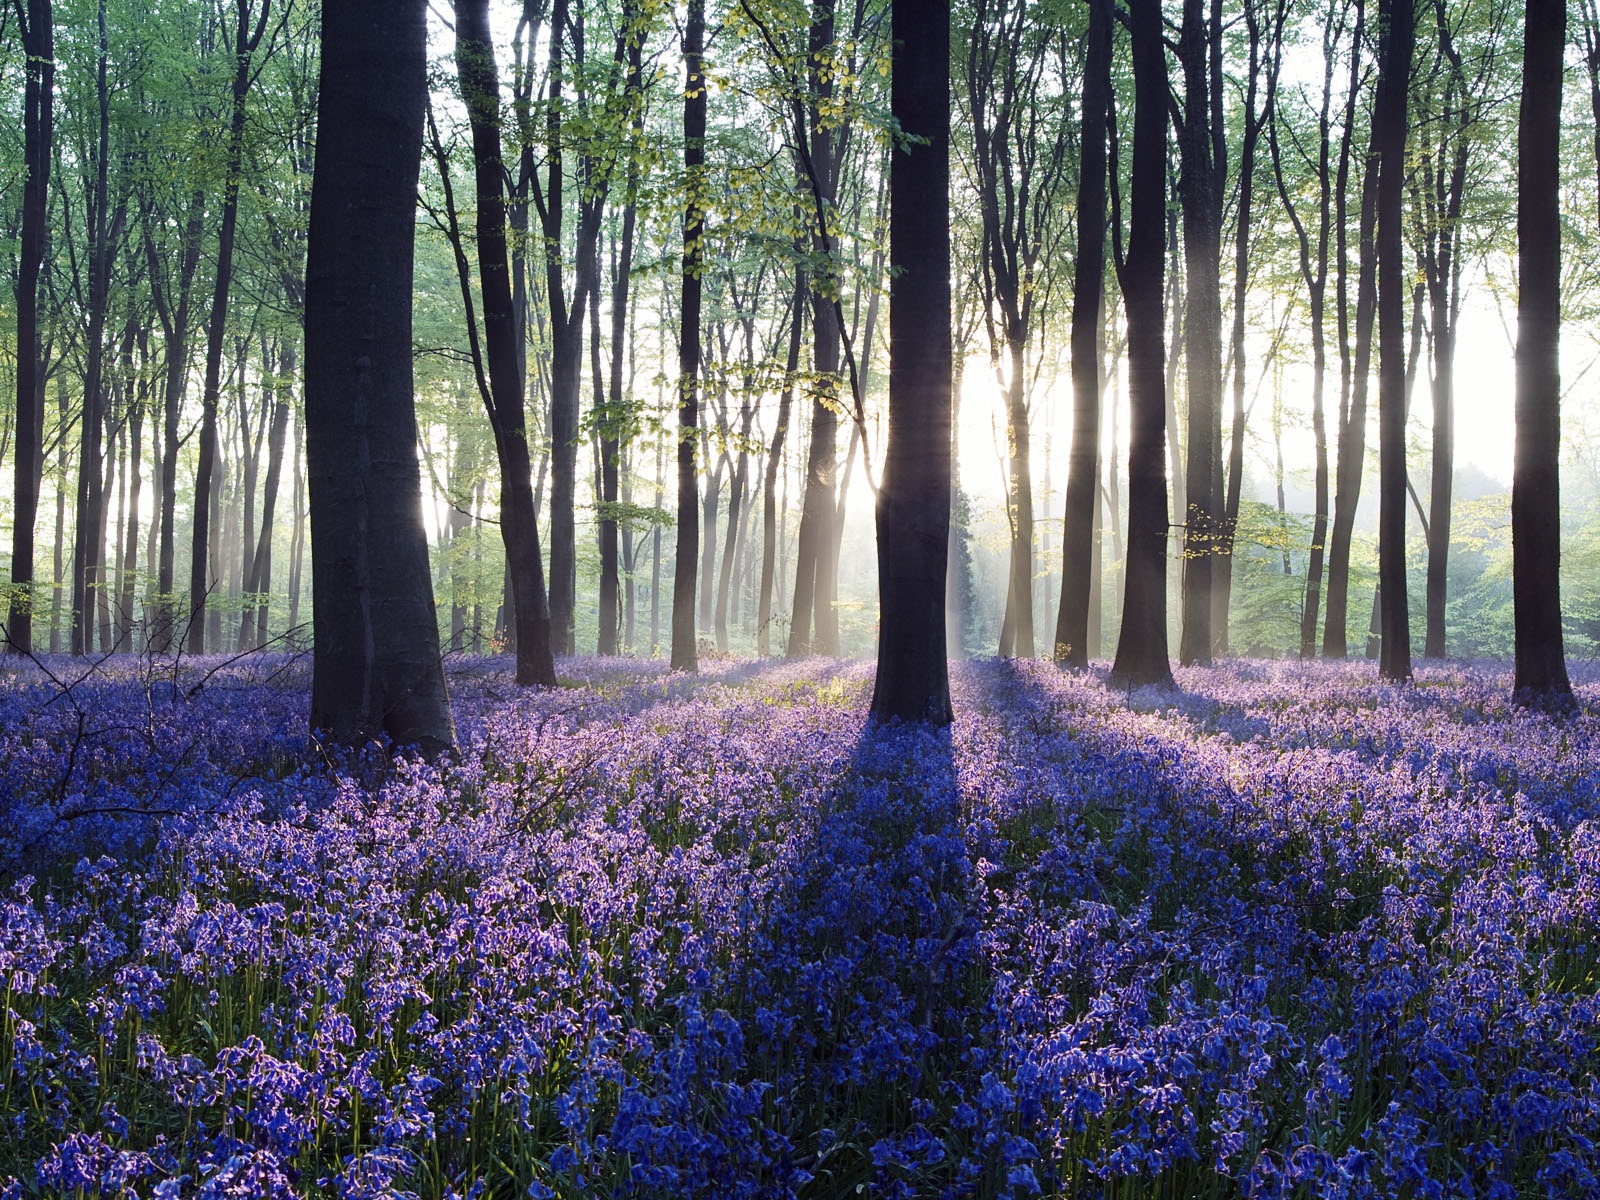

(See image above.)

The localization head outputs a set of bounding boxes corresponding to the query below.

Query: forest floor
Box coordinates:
[2,652,1599,1198]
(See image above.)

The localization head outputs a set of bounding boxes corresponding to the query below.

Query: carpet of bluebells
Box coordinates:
[2,650,1599,1199]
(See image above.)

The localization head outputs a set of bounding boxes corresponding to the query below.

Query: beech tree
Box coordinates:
[449,0,558,686]
[1110,0,1174,689]
[1374,0,1415,682]
[672,0,707,673]
[871,0,952,724]
[1054,0,1111,669]
[304,0,453,750]
[1511,0,1572,709]
[5,0,53,656]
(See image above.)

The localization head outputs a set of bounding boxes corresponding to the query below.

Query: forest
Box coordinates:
[2,0,1599,1195]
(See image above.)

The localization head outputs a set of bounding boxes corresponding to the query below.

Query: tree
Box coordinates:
[451,0,558,686]
[1054,0,1111,669]
[304,0,454,751]
[1269,0,1341,659]
[964,0,1073,660]
[1511,0,1573,709]
[187,0,273,654]
[1374,0,1415,681]
[1216,0,1283,656]
[1109,0,1174,689]
[1176,0,1226,666]
[5,0,54,656]
[1322,0,1379,658]
[786,0,846,660]
[672,0,707,673]
[871,0,952,725]
[1410,0,1506,657]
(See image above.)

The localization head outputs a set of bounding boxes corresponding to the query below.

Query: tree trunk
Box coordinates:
[454,0,558,686]
[759,273,804,655]
[1323,28,1378,657]
[305,0,454,751]
[1375,0,1414,682]
[72,0,124,657]
[1176,0,1225,667]
[148,187,205,653]
[1055,0,1111,668]
[871,0,952,725]
[6,0,53,656]
[1217,0,1279,657]
[1110,0,1174,689]
[671,0,706,673]
[1270,6,1336,659]
[1512,0,1573,709]
[189,0,271,655]
[241,345,292,650]
[598,15,642,656]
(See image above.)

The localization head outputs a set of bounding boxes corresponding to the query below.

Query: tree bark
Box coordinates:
[759,272,804,655]
[240,344,292,650]
[1217,0,1281,657]
[1512,0,1573,708]
[1375,0,1415,682]
[1324,28,1378,657]
[1177,0,1225,667]
[1110,0,1174,689]
[871,0,952,725]
[72,0,124,657]
[189,0,271,654]
[671,0,706,672]
[1055,0,1111,668]
[455,0,558,686]
[305,0,454,751]
[598,10,643,656]
[6,0,53,656]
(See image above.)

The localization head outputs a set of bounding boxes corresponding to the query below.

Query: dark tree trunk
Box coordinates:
[305,0,454,751]
[871,0,952,725]
[1217,0,1280,657]
[1512,0,1573,709]
[6,0,53,656]
[287,427,305,637]
[1055,0,1111,669]
[671,0,706,673]
[1270,4,1337,659]
[118,358,145,646]
[189,0,270,655]
[240,345,292,651]
[50,380,68,653]
[1375,0,1414,682]
[1324,54,1379,657]
[598,11,643,656]
[147,187,206,653]
[758,272,804,656]
[1109,0,1173,690]
[716,363,757,653]
[72,0,124,657]
[1176,0,1225,667]
[788,0,844,660]
[455,0,558,686]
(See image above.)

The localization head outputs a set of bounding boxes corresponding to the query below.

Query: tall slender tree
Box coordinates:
[672,0,707,673]
[1512,0,1573,710]
[871,0,952,725]
[188,0,273,654]
[1374,0,1415,681]
[453,0,558,686]
[1175,0,1226,666]
[304,0,454,751]
[1055,0,1111,669]
[6,0,54,655]
[1110,0,1174,689]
